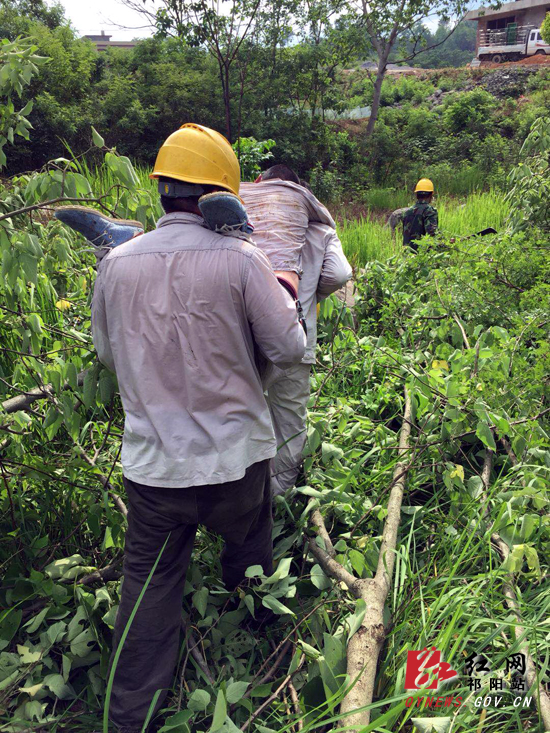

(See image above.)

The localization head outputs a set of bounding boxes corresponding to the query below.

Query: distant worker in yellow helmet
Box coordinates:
[89,123,306,733]
[402,178,438,251]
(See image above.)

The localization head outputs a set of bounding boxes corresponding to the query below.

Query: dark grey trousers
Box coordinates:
[109,459,273,731]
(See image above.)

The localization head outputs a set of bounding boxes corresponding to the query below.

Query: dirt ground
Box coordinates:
[365,54,550,75]
[479,54,550,69]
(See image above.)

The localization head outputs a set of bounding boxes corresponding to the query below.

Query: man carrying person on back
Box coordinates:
[57,158,351,502]
[88,123,306,732]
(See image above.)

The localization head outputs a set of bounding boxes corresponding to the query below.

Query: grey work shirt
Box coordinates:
[91,212,306,488]
[300,222,353,364]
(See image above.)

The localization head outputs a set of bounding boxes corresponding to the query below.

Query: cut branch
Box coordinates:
[491,533,550,730]
[310,389,413,728]
[310,508,336,558]
[479,451,550,730]
[78,558,123,586]
[2,370,86,414]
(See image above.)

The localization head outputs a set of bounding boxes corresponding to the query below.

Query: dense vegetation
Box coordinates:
[0,118,548,731]
[1,0,548,201]
[0,10,549,733]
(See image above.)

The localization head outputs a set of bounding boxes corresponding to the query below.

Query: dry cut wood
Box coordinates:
[309,388,413,729]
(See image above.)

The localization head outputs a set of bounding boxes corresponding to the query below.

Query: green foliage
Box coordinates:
[0,37,47,168]
[233,136,275,181]
[0,12,548,733]
[541,12,550,44]
[1,1,549,203]
[442,88,497,137]
[506,116,550,234]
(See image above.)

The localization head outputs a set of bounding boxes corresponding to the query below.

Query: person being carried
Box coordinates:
[402,178,438,251]
[240,164,336,296]
[72,123,306,733]
[241,169,352,496]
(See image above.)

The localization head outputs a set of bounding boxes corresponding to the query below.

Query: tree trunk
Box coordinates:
[218,60,233,143]
[224,65,232,143]
[366,56,388,137]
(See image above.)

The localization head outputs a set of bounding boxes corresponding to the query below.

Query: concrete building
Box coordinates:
[465,0,550,55]
[83,31,138,52]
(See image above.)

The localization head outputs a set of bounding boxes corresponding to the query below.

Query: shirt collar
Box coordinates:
[157,212,204,228]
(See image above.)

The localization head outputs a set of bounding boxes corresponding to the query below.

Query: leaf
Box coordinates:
[46,621,67,646]
[65,362,78,390]
[345,599,367,640]
[28,313,43,334]
[349,549,366,576]
[476,421,496,451]
[411,717,452,733]
[19,682,43,697]
[262,595,294,616]
[43,673,73,700]
[209,690,227,732]
[310,564,332,590]
[321,441,344,464]
[0,609,22,644]
[244,565,264,578]
[91,126,105,147]
[524,545,541,578]
[23,700,45,721]
[448,464,464,482]
[19,253,37,283]
[82,368,97,408]
[158,710,192,732]
[44,554,86,580]
[263,557,292,584]
[243,595,255,618]
[23,606,48,633]
[70,627,95,657]
[17,645,42,664]
[98,369,116,404]
[221,716,241,732]
[188,688,211,711]
[192,587,209,618]
[297,640,322,659]
[102,607,118,630]
[225,680,249,704]
[503,544,524,574]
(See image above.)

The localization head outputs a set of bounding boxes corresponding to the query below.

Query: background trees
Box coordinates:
[0,0,547,201]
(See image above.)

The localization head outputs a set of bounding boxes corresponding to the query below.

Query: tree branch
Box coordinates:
[309,388,413,728]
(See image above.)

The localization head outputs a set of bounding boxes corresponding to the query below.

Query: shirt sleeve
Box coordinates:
[425,207,438,236]
[317,229,353,300]
[244,248,306,369]
[91,270,116,373]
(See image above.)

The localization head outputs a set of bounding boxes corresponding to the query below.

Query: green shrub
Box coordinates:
[443,88,497,136]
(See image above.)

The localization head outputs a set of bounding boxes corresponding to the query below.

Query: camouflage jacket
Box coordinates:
[402,203,438,249]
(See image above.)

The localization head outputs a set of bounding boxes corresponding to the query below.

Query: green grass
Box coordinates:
[338,190,510,266]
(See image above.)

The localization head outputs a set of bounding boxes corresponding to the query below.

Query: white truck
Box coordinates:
[477,26,550,63]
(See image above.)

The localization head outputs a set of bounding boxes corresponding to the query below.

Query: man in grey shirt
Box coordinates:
[91,124,306,732]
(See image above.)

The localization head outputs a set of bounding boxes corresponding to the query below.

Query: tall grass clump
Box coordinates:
[339,190,511,266]
[338,216,400,265]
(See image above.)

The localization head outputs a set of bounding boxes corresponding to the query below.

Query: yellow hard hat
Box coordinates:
[150,123,240,195]
[415,178,434,193]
